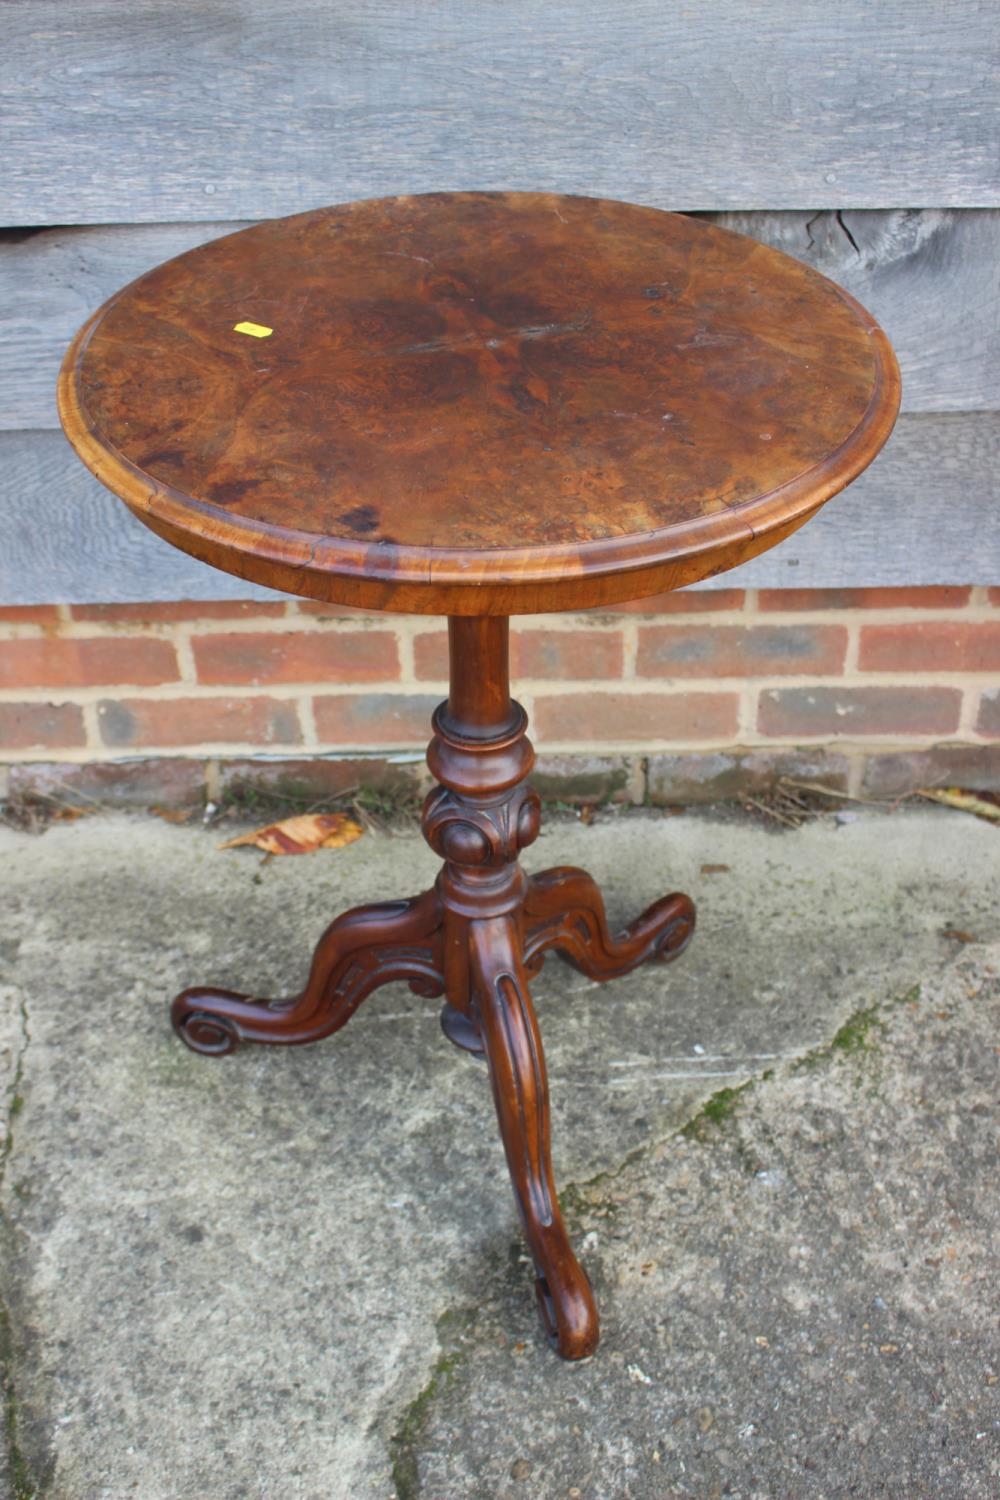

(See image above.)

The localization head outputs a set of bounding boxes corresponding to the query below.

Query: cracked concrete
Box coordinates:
[0,805,997,1498]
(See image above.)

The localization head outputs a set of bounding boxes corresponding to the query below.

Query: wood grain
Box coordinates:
[58,193,899,616]
[7,210,996,430]
[4,0,997,225]
[3,414,993,604]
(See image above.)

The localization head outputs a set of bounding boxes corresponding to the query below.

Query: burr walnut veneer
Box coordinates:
[59,192,900,1359]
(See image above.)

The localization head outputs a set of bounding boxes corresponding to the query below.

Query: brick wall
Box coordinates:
[1,587,998,806]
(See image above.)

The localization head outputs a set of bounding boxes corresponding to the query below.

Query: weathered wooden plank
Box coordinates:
[698,210,1000,417]
[0,431,285,605]
[0,416,994,604]
[1,223,236,431]
[2,0,997,226]
[5,210,998,431]
[726,409,997,590]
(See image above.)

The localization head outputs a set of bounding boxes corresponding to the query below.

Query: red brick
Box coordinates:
[9,758,208,807]
[0,701,86,751]
[70,600,288,623]
[976,689,1000,738]
[192,630,399,686]
[512,629,623,679]
[858,622,1000,673]
[532,753,640,804]
[606,589,745,615]
[988,589,1000,608]
[0,637,179,690]
[637,624,846,678]
[647,748,852,803]
[757,686,961,738]
[97,697,302,748]
[413,631,449,680]
[861,745,1000,796]
[758,587,972,612]
[217,757,425,801]
[533,691,739,743]
[313,693,440,747]
[0,605,62,626]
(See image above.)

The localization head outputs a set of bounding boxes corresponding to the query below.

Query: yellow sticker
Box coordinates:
[233,321,273,338]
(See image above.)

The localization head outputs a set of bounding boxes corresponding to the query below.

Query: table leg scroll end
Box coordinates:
[525,867,695,981]
[172,991,245,1055]
[170,889,444,1055]
[469,912,601,1359]
[535,1267,600,1361]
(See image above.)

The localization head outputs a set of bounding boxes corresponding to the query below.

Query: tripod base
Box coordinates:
[171,619,695,1359]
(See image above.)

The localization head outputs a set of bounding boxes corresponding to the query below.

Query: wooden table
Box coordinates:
[59,192,900,1360]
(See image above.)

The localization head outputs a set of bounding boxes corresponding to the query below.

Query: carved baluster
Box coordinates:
[421,617,540,1054]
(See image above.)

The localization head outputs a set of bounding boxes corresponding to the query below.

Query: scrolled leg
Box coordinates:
[172,888,445,1055]
[468,913,599,1359]
[524,865,695,981]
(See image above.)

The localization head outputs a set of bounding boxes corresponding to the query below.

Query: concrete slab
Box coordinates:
[0,806,996,1498]
[409,943,1000,1500]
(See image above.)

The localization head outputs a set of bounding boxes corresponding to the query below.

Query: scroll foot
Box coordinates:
[172,889,445,1055]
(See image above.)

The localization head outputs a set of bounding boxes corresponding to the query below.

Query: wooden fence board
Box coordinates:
[699,209,1000,417]
[3,0,997,225]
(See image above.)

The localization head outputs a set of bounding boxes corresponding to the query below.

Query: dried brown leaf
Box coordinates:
[150,805,198,824]
[219,811,365,856]
[918,787,1000,825]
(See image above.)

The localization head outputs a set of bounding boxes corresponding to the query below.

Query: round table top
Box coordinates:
[59,192,900,615]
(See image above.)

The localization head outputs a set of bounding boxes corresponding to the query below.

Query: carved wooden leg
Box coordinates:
[469,913,599,1360]
[524,865,695,981]
[172,888,445,1055]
